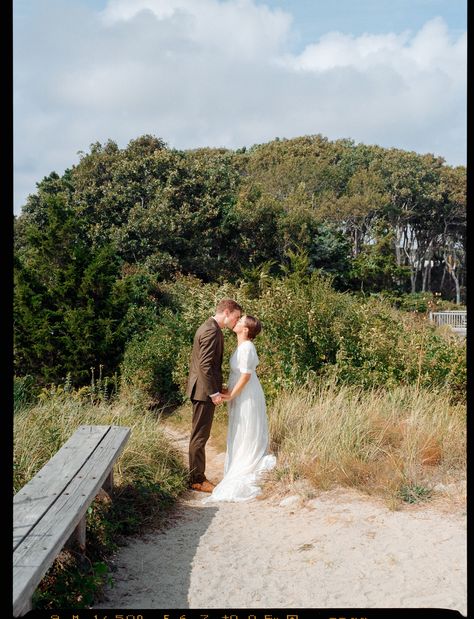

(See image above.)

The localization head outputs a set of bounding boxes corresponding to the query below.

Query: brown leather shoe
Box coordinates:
[190,480,215,493]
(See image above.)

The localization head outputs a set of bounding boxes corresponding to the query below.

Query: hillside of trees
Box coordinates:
[14,134,466,389]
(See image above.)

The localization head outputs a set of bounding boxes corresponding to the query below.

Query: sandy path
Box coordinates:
[95,426,467,614]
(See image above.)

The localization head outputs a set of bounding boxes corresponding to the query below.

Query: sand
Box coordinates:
[94,427,467,614]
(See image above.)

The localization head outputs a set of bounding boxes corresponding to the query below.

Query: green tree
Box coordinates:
[348,225,410,293]
[14,193,132,384]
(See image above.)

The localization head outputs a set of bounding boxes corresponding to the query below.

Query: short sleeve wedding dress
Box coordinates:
[203,340,276,503]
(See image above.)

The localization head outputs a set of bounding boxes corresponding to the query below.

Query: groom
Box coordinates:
[186,298,242,492]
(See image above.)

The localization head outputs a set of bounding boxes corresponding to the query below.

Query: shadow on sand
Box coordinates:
[94,496,219,609]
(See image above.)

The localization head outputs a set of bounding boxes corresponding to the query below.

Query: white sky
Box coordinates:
[13,0,467,215]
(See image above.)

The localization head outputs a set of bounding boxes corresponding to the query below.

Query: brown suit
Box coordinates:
[186,318,224,483]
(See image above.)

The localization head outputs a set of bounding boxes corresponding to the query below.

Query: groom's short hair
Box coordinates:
[244,315,262,340]
[216,299,242,314]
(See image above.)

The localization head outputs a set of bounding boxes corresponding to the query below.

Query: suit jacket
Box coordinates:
[186,318,224,402]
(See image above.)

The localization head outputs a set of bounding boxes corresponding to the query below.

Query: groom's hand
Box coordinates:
[211,394,223,405]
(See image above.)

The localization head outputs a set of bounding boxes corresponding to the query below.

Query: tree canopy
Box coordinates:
[14,133,466,385]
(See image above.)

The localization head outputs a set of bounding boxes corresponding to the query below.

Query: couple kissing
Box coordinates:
[186,299,276,503]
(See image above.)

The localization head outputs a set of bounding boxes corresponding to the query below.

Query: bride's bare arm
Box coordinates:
[223,372,251,400]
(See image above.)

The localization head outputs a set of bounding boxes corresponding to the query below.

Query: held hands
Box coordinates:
[211,390,233,405]
[217,374,248,403]
[220,386,232,401]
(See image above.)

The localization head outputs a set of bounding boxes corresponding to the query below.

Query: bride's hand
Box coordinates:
[221,393,233,401]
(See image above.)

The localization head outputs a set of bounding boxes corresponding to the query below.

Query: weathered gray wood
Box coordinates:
[13,425,131,617]
[102,469,114,493]
[13,425,110,550]
[67,515,86,552]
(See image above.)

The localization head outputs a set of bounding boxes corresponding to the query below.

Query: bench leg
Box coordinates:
[75,515,87,550]
[66,515,86,553]
[102,469,114,493]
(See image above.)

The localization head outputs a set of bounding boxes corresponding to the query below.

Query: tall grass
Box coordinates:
[267,378,465,507]
[13,374,36,413]
[14,383,188,494]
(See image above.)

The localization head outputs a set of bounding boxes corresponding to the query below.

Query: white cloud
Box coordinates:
[14,1,466,214]
[285,31,409,72]
[286,17,465,79]
[100,0,292,59]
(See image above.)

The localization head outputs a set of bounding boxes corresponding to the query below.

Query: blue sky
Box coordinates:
[13,0,466,215]
[262,0,466,46]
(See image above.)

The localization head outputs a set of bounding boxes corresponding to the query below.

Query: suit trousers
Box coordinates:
[189,399,215,483]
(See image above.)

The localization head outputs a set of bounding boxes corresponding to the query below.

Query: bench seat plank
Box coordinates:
[13,425,110,550]
[13,425,131,617]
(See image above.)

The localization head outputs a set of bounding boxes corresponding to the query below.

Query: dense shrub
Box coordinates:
[127,270,465,405]
[368,291,466,313]
[120,308,185,406]
[333,299,465,397]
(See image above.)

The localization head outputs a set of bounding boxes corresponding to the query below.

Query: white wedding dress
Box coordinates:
[203,340,276,503]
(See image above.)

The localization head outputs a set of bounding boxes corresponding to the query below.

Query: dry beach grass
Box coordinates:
[166,378,466,508]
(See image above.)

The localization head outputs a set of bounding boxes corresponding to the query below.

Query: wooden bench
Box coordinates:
[13,424,131,617]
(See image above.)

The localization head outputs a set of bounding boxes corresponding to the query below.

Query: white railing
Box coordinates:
[429,311,467,329]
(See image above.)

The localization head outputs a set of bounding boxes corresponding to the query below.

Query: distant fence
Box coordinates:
[429,311,466,336]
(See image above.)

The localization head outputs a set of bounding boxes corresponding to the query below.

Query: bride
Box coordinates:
[203,315,276,503]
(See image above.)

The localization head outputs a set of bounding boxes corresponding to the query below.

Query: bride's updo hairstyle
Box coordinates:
[244,315,262,340]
